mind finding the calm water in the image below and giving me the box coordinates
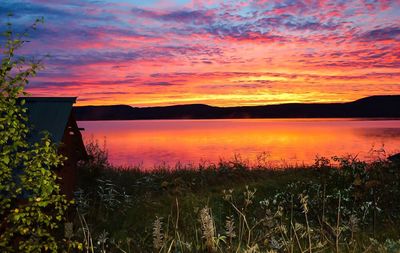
[78,119,400,169]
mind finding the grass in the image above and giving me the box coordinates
[68,141,400,252]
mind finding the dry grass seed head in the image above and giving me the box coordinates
[199,206,217,252]
[225,215,236,238]
[153,216,164,250]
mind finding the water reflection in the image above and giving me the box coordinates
[78,119,400,169]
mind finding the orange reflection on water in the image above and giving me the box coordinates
[78,119,400,169]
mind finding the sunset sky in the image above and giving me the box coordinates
[4,0,400,106]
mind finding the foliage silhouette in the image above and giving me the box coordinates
[0,16,79,252]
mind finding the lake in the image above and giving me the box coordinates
[78,119,400,169]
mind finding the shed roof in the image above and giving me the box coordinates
[21,97,77,144]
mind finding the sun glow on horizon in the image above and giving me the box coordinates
[5,0,399,106]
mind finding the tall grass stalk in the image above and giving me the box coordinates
[72,141,400,252]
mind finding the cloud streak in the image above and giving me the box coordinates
[4,0,399,106]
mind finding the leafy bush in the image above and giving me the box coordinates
[0,18,76,252]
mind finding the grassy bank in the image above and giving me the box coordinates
[70,142,400,252]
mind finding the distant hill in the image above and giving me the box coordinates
[73,95,400,120]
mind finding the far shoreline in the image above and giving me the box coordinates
[73,95,400,120]
[75,117,400,121]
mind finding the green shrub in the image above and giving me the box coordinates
[0,17,76,252]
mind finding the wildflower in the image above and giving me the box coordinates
[260,199,270,208]
[294,223,305,232]
[97,230,109,245]
[153,216,164,250]
[199,206,216,252]
[274,206,284,218]
[349,214,359,232]
[270,237,282,249]
[97,230,109,253]
[244,186,256,206]
[277,224,287,234]
[179,241,192,251]
[225,215,236,239]
[222,189,233,201]
[299,194,309,214]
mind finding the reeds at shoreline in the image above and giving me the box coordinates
[70,141,400,252]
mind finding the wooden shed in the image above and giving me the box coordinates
[23,97,87,198]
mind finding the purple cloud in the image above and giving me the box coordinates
[358,26,400,42]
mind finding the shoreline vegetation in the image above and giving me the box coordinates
[71,141,400,252]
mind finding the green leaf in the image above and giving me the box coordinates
[2,156,10,165]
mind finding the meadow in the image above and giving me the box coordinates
[68,141,400,253]
[2,9,400,252]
